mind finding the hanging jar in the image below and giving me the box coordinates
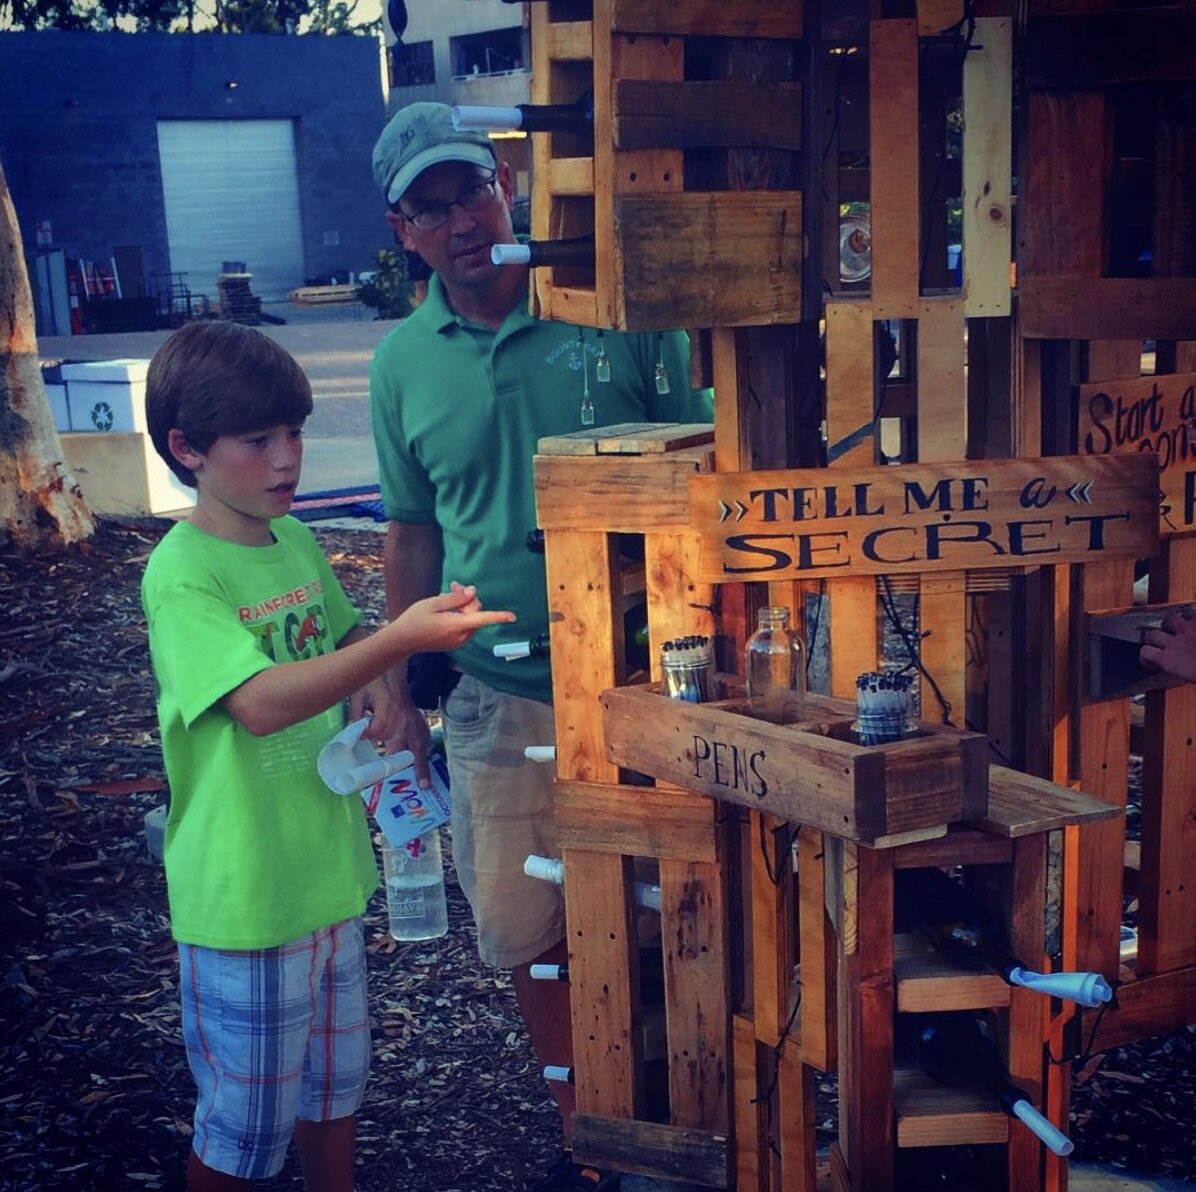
[744,605,807,724]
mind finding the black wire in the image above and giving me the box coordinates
[1046,997,1116,1069]
[878,575,955,726]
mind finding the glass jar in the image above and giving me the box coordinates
[745,606,807,724]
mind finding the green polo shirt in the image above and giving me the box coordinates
[370,273,713,702]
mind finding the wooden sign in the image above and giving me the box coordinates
[690,454,1159,582]
[1077,372,1194,535]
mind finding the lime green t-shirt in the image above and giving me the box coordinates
[141,517,377,949]
[370,273,714,702]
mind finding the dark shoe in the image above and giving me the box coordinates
[530,1151,621,1192]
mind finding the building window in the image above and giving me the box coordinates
[393,40,435,88]
[451,26,523,78]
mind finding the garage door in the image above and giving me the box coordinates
[157,120,305,303]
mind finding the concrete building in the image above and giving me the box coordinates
[0,30,389,326]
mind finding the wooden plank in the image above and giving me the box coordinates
[609,0,803,39]
[798,826,836,1070]
[963,18,1013,317]
[1139,537,1196,974]
[538,423,715,456]
[1021,277,1196,341]
[555,781,721,860]
[916,297,967,463]
[1078,370,1196,536]
[751,813,792,1047]
[894,933,1011,1013]
[777,1050,818,1192]
[1086,964,1196,1051]
[601,685,989,841]
[543,17,593,61]
[546,530,622,784]
[614,191,803,329]
[546,155,595,197]
[571,1113,731,1187]
[534,448,713,532]
[981,764,1125,837]
[691,453,1160,583]
[563,849,644,1118]
[592,23,684,327]
[825,301,876,468]
[893,1069,1009,1148]
[614,80,802,150]
[1025,9,1196,88]
[836,841,895,1189]
[1021,91,1108,280]
[661,857,731,1131]
[869,20,921,315]
[893,827,1014,869]
[544,284,600,328]
[733,1014,763,1192]
[1076,559,1134,980]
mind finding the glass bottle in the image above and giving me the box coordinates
[744,606,806,725]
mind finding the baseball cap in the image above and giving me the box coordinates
[373,101,497,207]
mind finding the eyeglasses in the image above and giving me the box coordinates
[400,173,499,231]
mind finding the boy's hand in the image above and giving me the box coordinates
[392,584,515,654]
[1140,607,1196,684]
[349,676,401,748]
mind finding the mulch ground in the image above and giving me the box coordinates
[1,519,1193,1191]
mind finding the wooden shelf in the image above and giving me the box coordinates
[894,934,1011,1014]
[893,1067,1008,1149]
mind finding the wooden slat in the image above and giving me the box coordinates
[869,20,921,316]
[546,155,596,196]
[893,1069,1009,1148]
[837,841,895,1190]
[751,813,792,1047]
[1025,9,1196,88]
[544,17,593,61]
[892,827,1013,869]
[538,423,714,456]
[1020,277,1196,341]
[981,764,1125,837]
[1086,964,1196,1052]
[554,781,721,860]
[894,933,1011,1013]
[778,1049,818,1192]
[534,447,712,531]
[544,284,600,328]
[798,826,837,1071]
[571,1114,731,1187]
[917,0,963,34]
[733,1013,763,1192]
[546,530,622,784]
[613,191,803,329]
[661,857,731,1131]
[563,849,644,1118]
[1139,536,1196,974]
[609,0,803,39]
[1076,559,1134,980]
[614,80,802,150]
[963,18,1013,317]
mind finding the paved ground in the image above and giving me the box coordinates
[36,305,1192,1191]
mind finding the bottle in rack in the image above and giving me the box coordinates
[913,1012,1073,1157]
[896,867,1113,1008]
[524,854,662,911]
[453,92,593,138]
[744,605,806,724]
[494,633,551,661]
[491,234,595,269]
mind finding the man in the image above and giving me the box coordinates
[369,102,713,1192]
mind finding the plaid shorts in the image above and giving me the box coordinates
[179,917,370,1180]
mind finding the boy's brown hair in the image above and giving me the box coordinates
[146,321,314,486]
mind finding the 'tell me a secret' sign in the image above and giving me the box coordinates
[1077,372,1195,535]
[690,454,1159,582]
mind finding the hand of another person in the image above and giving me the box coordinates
[1139,607,1196,684]
[349,676,400,749]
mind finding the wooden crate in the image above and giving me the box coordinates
[602,685,988,844]
[529,0,804,330]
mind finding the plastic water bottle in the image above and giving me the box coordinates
[382,830,448,941]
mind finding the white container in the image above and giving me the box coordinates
[382,831,448,941]
[59,430,195,516]
[144,804,167,861]
[44,383,71,431]
[61,358,150,433]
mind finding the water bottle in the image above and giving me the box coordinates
[744,606,807,724]
[382,829,449,941]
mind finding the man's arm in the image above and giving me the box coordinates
[383,520,445,779]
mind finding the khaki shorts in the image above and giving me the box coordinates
[441,674,564,968]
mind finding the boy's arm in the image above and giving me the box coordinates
[223,585,511,738]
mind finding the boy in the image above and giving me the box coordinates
[141,321,514,1191]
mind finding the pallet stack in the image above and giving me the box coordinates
[216,272,262,325]
[522,3,1193,1190]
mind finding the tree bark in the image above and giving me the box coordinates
[0,159,94,548]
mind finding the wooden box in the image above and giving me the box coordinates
[601,685,988,843]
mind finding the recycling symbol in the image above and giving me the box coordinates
[91,401,114,431]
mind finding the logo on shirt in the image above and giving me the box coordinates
[238,582,330,663]
[544,337,599,373]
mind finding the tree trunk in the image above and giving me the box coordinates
[0,159,94,548]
